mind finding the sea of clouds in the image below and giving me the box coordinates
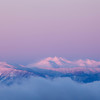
[0,77,100,100]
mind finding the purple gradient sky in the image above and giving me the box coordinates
[0,0,100,64]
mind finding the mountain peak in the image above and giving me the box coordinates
[27,57,72,68]
[45,56,62,61]
[33,57,64,68]
[0,62,15,68]
[26,57,100,69]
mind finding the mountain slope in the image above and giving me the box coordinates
[0,62,34,85]
[1,57,100,84]
[26,57,100,73]
[27,57,100,68]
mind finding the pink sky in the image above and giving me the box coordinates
[0,0,100,63]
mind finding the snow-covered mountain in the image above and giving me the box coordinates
[26,57,100,73]
[1,57,100,84]
[27,57,100,68]
[0,62,34,85]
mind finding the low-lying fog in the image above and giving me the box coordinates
[0,77,100,100]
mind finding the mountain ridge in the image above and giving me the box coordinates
[1,57,100,84]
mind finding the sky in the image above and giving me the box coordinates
[0,0,100,64]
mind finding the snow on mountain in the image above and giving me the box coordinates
[0,62,34,85]
[32,57,70,68]
[27,57,100,68]
[26,57,100,73]
[24,57,100,83]
[1,57,100,84]
[0,62,15,68]
[73,59,100,67]
[0,62,15,75]
[27,57,72,68]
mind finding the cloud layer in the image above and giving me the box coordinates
[0,77,100,100]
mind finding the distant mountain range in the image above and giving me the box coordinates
[1,57,100,85]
